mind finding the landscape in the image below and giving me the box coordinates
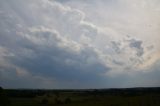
[0,0,160,106]
[1,87,160,106]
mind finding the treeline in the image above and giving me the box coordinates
[1,87,160,98]
[85,87,160,96]
[5,89,48,98]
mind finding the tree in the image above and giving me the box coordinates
[0,87,11,106]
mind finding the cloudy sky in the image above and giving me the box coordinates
[0,0,160,89]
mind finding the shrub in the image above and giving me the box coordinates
[41,98,48,104]
[54,97,62,104]
[64,97,72,104]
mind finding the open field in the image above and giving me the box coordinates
[1,87,160,106]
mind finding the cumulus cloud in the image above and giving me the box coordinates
[0,0,160,88]
[0,0,110,88]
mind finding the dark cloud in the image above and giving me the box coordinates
[0,0,159,89]
[0,0,110,88]
[0,26,110,88]
[128,38,144,57]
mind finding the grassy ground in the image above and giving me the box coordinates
[1,87,160,106]
[7,93,160,106]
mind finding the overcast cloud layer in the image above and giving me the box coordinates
[0,0,160,89]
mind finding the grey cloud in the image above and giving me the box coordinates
[10,27,110,80]
[111,41,122,54]
[112,59,124,66]
[104,60,160,88]
[128,39,144,57]
[0,0,159,89]
[108,37,149,68]
[0,27,109,88]
[147,45,154,51]
[0,0,110,88]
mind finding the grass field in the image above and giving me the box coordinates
[1,87,160,106]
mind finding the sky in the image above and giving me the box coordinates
[0,0,160,89]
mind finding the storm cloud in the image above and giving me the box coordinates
[0,0,160,88]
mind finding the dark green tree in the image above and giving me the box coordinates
[0,87,11,106]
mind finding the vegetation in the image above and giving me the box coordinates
[0,87,160,106]
[0,87,11,106]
